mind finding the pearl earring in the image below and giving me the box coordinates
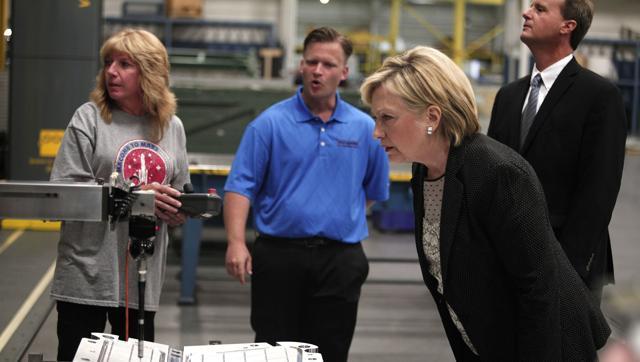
[427,126,433,135]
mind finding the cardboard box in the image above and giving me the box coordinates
[166,0,202,18]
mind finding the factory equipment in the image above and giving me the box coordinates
[0,173,222,358]
[72,333,323,362]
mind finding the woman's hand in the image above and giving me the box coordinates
[140,183,187,227]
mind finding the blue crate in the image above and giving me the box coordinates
[372,210,415,232]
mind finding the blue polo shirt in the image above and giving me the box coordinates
[225,87,390,243]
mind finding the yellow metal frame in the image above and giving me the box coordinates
[1,220,61,231]
[453,0,465,64]
[466,24,504,57]
[348,30,386,74]
[389,0,402,55]
[402,4,452,50]
[346,0,506,76]
[392,0,505,65]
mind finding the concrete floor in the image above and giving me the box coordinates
[1,152,640,361]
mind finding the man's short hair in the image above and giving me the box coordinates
[303,27,353,60]
[562,0,594,50]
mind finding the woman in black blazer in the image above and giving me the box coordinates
[360,46,610,361]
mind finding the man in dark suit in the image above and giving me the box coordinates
[488,0,627,303]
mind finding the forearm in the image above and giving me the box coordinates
[224,192,251,246]
[223,192,253,283]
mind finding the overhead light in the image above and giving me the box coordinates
[320,0,330,4]
[3,28,12,42]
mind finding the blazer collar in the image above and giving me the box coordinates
[520,57,580,153]
[438,137,466,281]
[411,137,469,284]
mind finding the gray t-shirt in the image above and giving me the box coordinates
[49,102,189,311]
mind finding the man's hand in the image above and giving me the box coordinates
[225,242,252,284]
[140,183,187,227]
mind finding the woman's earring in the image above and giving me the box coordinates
[427,126,433,135]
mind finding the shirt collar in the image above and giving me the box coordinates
[531,53,573,90]
[294,86,347,123]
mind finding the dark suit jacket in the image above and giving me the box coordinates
[411,134,610,361]
[488,58,627,288]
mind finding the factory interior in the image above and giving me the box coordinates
[0,0,640,361]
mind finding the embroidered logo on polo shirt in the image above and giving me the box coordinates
[114,139,169,186]
[336,139,359,148]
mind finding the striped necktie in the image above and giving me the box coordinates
[520,74,543,148]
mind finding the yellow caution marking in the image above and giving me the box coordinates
[0,229,25,255]
[0,261,56,353]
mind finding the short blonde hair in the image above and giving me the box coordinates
[90,28,176,143]
[360,46,479,146]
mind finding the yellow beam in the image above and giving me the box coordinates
[189,164,231,175]
[389,0,402,55]
[0,230,24,255]
[466,24,504,56]
[402,3,452,51]
[1,220,61,231]
[453,0,465,64]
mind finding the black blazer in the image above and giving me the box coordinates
[488,58,627,288]
[411,134,610,361]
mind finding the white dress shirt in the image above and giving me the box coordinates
[522,53,574,113]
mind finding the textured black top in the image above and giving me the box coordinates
[411,133,610,361]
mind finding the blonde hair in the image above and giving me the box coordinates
[90,28,176,143]
[360,46,479,146]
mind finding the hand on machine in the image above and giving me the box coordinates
[107,173,222,224]
[177,183,222,219]
[0,174,223,360]
[105,174,222,358]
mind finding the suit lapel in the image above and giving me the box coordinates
[411,163,426,254]
[521,58,580,153]
[411,162,443,293]
[439,140,465,282]
[504,78,530,151]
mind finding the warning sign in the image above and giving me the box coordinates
[38,129,65,157]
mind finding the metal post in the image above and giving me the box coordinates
[518,0,530,78]
[137,257,147,358]
[0,0,7,72]
[388,0,401,55]
[280,0,297,80]
[179,217,203,304]
[633,41,639,135]
[453,0,465,65]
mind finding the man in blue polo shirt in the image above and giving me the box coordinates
[223,27,389,362]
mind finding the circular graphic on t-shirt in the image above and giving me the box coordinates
[115,140,168,186]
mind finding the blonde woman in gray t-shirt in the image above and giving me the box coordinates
[50,28,190,361]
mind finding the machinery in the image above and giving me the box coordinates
[72,333,323,362]
[0,173,222,358]
[0,173,222,222]
[0,177,325,361]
